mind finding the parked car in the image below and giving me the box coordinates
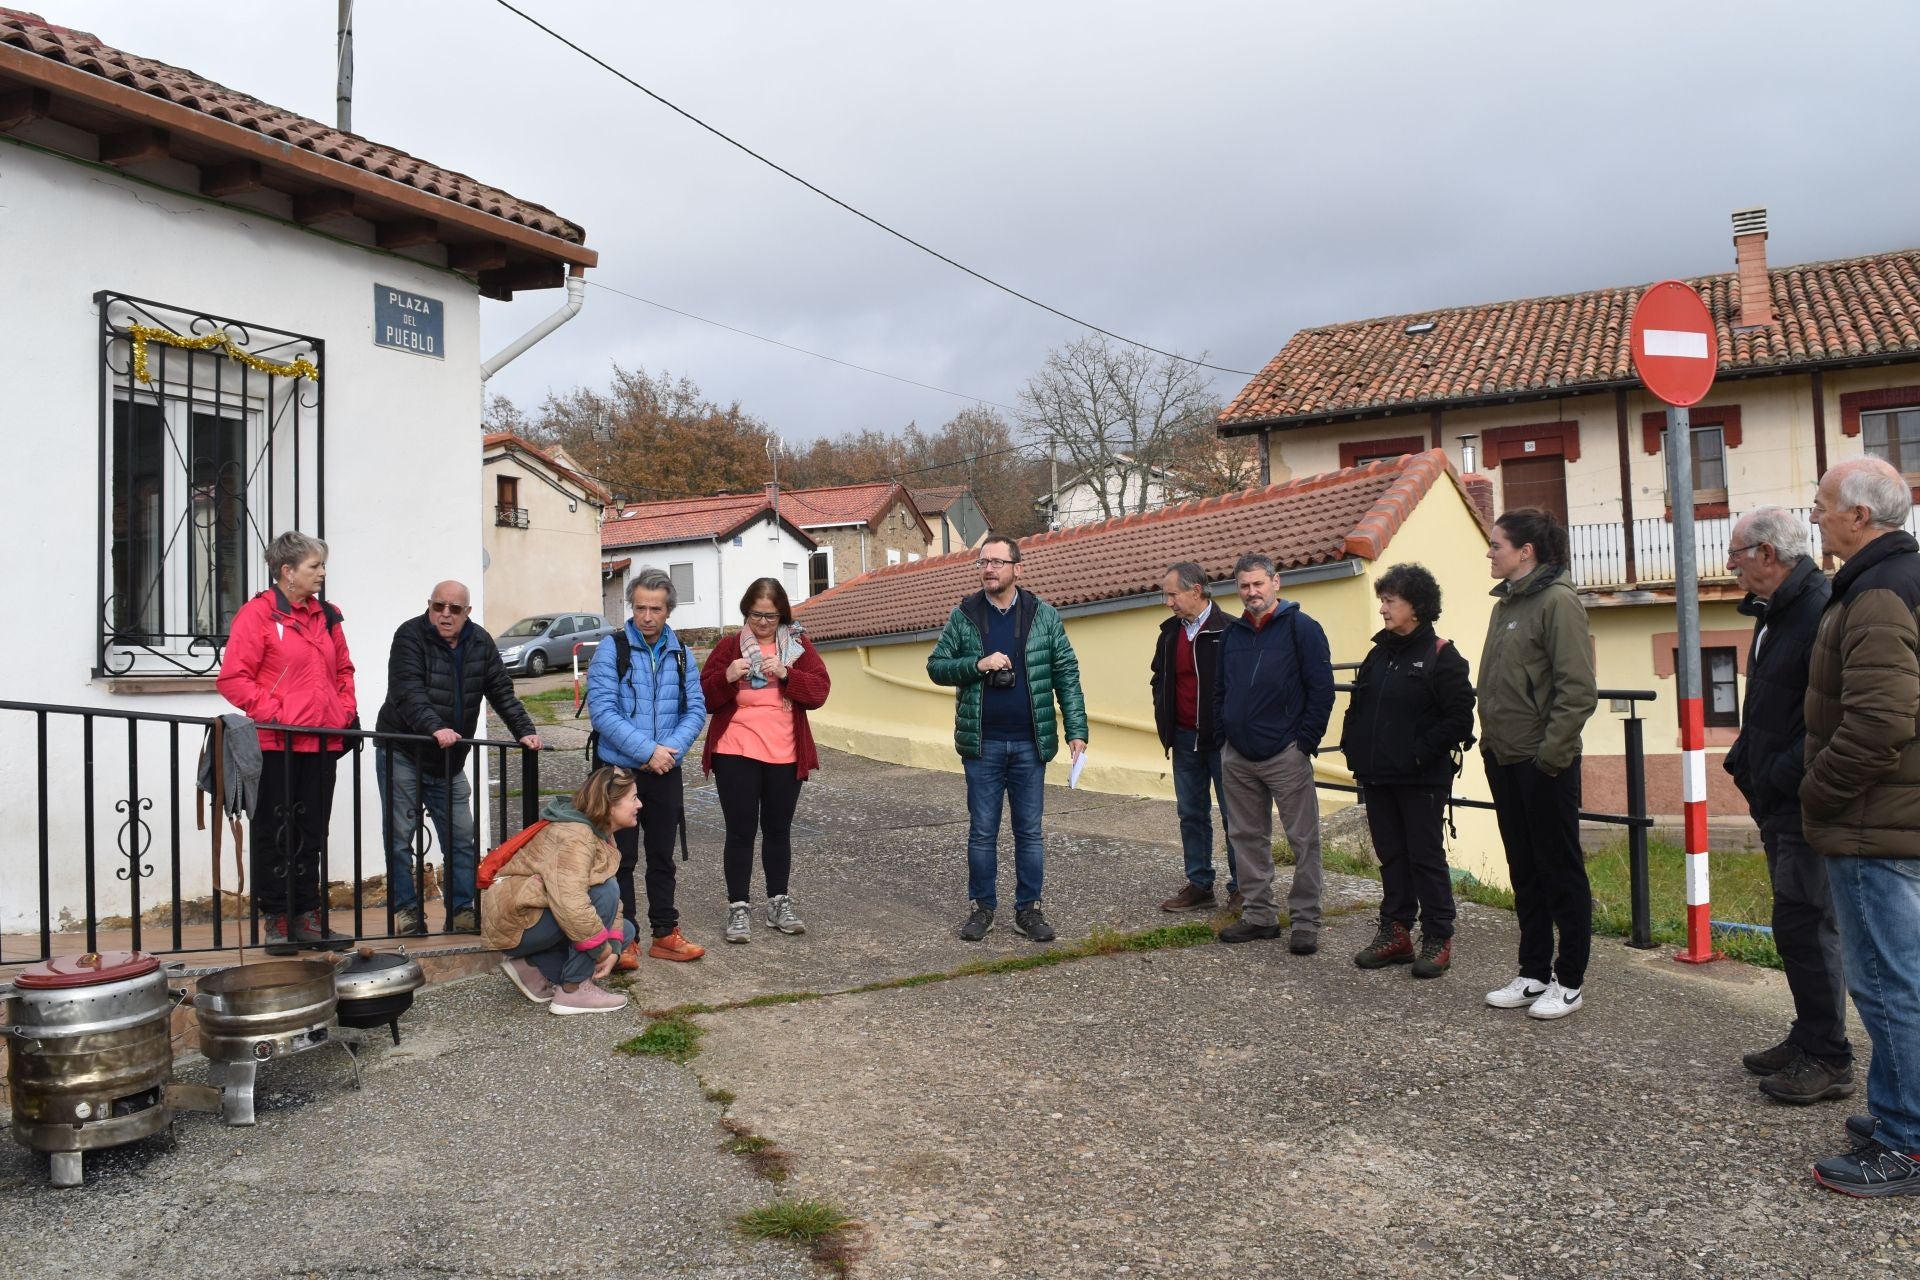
[496,612,614,677]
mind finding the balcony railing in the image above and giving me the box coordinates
[1565,505,1920,590]
[495,504,529,529]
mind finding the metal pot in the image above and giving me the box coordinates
[2,951,184,1188]
[191,959,338,1063]
[333,949,424,1045]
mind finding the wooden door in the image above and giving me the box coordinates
[1500,455,1568,525]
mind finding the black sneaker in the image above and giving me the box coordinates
[1218,919,1280,945]
[1759,1051,1856,1106]
[958,903,994,942]
[1011,906,1056,943]
[1742,1038,1798,1076]
[1812,1115,1920,1197]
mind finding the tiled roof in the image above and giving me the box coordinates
[910,485,972,515]
[796,450,1468,643]
[483,432,611,503]
[781,482,931,538]
[0,8,592,268]
[601,492,816,551]
[1220,249,1920,429]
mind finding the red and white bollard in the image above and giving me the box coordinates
[1676,695,1715,963]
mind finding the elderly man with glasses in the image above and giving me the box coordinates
[373,580,541,935]
[928,535,1088,943]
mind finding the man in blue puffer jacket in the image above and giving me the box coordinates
[587,566,709,966]
[1213,552,1335,953]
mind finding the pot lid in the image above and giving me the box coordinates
[14,951,161,989]
[334,951,424,999]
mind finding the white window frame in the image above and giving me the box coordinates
[668,561,696,604]
[1862,406,1920,479]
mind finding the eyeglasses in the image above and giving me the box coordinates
[1725,543,1763,560]
[746,610,781,622]
[978,557,1014,568]
[428,601,469,615]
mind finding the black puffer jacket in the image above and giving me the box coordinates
[1722,556,1829,829]
[374,614,537,770]
[1338,622,1476,787]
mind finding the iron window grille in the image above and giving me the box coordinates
[495,505,530,528]
[96,292,324,678]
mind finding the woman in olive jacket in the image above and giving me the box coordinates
[1339,564,1476,978]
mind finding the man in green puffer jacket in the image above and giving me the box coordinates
[928,535,1088,945]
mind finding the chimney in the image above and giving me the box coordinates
[1732,207,1774,328]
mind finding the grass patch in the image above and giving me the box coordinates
[1584,838,1781,968]
[737,990,827,1009]
[702,1083,736,1106]
[737,1198,853,1243]
[721,1118,794,1181]
[616,1015,704,1063]
[521,687,578,704]
[849,971,951,994]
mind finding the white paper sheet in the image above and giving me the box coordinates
[1068,750,1087,789]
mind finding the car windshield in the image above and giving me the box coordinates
[500,618,551,638]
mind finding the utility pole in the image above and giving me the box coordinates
[336,0,355,133]
[767,435,782,541]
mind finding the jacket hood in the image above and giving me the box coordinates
[1738,555,1822,620]
[1832,530,1920,599]
[540,796,598,830]
[1489,563,1566,601]
[1229,597,1299,632]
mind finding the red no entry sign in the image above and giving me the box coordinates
[1629,280,1718,406]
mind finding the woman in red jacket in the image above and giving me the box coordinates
[216,530,357,955]
[701,579,830,944]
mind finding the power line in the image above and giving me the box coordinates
[586,279,1021,413]
[491,0,1258,379]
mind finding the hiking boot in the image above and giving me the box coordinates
[725,902,752,944]
[1410,935,1453,979]
[499,957,554,1004]
[1353,922,1415,969]
[1160,883,1217,913]
[766,894,807,935]
[1812,1115,1920,1197]
[1289,929,1319,956]
[1759,1051,1856,1106]
[392,907,427,938]
[1218,919,1280,944]
[1485,976,1548,1009]
[649,927,705,962]
[549,980,628,1016]
[1012,906,1056,943]
[958,903,995,942]
[447,908,479,935]
[261,913,297,956]
[290,909,353,952]
[1743,1038,1799,1076]
[1227,889,1245,913]
[615,940,641,973]
[1527,980,1584,1020]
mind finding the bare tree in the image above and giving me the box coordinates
[1019,336,1221,522]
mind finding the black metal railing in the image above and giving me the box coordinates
[1326,666,1659,948]
[494,505,529,529]
[0,699,540,966]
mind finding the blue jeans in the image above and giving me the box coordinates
[1826,855,1920,1151]
[1172,728,1236,894]
[963,737,1046,911]
[374,744,477,915]
[506,879,635,987]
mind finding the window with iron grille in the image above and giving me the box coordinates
[98,292,323,677]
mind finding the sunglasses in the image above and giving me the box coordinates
[428,601,469,615]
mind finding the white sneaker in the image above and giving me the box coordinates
[1527,981,1584,1020]
[1485,976,1549,1009]
[766,893,807,935]
[725,901,751,944]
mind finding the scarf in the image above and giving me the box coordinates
[746,621,807,688]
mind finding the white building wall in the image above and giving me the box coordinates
[0,141,492,931]
[606,524,815,634]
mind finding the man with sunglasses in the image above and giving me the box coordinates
[374,581,542,935]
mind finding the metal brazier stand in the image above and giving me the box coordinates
[192,958,349,1127]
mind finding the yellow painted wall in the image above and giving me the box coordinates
[480,452,604,630]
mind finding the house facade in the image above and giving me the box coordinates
[601,489,817,633]
[1036,456,1178,528]
[481,432,609,631]
[0,11,594,931]
[1219,208,1920,823]
[784,481,933,591]
[911,484,990,555]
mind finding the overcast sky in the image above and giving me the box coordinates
[49,0,1920,444]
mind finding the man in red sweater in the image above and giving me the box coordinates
[1149,562,1238,912]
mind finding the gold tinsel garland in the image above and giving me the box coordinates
[127,324,320,385]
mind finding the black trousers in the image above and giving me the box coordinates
[1485,755,1590,989]
[711,753,803,903]
[252,747,341,917]
[1363,783,1456,940]
[1761,818,1853,1063]
[613,766,683,937]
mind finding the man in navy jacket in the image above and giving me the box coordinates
[1213,553,1335,952]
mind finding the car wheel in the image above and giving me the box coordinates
[527,650,549,677]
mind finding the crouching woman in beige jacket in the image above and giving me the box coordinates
[483,767,640,1015]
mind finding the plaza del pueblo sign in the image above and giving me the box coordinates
[374,283,444,358]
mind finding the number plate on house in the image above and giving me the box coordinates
[374,284,444,358]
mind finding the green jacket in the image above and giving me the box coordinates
[927,589,1089,762]
[1476,564,1596,774]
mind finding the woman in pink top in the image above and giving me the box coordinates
[700,579,831,944]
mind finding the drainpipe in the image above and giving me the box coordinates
[481,265,586,382]
[711,536,725,632]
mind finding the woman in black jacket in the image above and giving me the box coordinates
[1338,564,1476,977]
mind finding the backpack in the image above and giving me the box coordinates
[583,632,688,768]
[477,819,551,890]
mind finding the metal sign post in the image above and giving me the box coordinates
[1630,280,1720,965]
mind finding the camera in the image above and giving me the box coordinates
[985,666,1017,689]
